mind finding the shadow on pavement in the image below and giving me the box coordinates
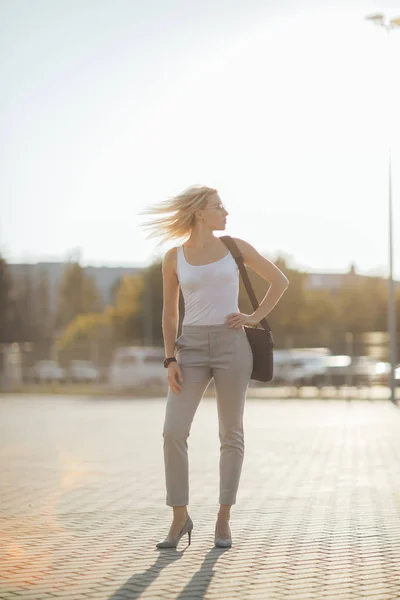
[108,545,228,599]
[175,547,229,599]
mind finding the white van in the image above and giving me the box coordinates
[109,346,166,389]
[273,348,330,386]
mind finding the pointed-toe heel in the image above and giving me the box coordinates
[156,516,193,549]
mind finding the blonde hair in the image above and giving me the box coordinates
[139,185,217,248]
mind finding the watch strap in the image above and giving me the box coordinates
[164,356,177,368]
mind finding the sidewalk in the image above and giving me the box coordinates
[1,394,400,600]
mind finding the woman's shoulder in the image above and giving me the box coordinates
[162,246,179,271]
[229,237,258,262]
[231,237,246,245]
[164,245,181,257]
[231,237,252,252]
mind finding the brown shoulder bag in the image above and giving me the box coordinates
[220,235,274,382]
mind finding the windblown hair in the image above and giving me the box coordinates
[139,185,217,248]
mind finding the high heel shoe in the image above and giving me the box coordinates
[156,516,193,549]
[214,521,232,548]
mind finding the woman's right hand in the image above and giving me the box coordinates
[168,361,183,394]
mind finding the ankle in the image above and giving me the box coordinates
[174,514,188,523]
[217,513,230,522]
[173,506,188,521]
[218,504,231,521]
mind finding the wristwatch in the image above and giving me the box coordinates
[163,356,177,368]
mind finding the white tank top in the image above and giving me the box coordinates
[176,244,240,326]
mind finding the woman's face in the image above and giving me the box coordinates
[201,193,229,231]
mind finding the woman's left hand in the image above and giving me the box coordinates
[224,312,258,328]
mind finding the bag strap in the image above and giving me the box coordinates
[219,235,271,333]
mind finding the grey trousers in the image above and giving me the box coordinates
[162,323,253,507]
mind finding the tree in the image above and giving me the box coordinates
[139,261,164,345]
[58,311,112,349]
[335,277,387,335]
[361,276,388,332]
[111,274,145,343]
[36,269,52,339]
[11,268,37,343]
[302,288,338,347]
[262,257,309,338]
[0,255,14,343]
[55,262,103,331]
[109,262,164,345]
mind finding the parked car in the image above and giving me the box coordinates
[313,355,385,387]
[375,362,400,386]
[68,360,100,383]
[272,349,330,386]
[373,361,391,385]
[109,346,166,389]
[31,360,66,383]
[272,351,390,388]
[311,355,350,387]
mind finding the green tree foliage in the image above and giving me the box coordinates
[264,257,309,337]
[110,273,145,343]
[114,274,144,313]
[109,262,165,345]
[124,254,398,354]
[0,255,14,343]
[36,269,51,339]
[302,288,338,347]
[0,260,53,344]
[55,262,102,331]
[397,288,400,336]
[3,251,398,357]
[138,261,163,345]
[335,276,388,334]
[11,269,37,342]
[237,255,309,339]
[58,311,112,349]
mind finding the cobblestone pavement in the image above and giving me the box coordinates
[1,394,400,600]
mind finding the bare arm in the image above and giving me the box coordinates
[162,247,180,358]
[162,248,184,393]
[234,237,289,323]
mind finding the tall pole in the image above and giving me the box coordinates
[385,26,398,405]
[387,144,397,404]
[365,14,400,405]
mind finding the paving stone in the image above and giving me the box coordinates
[1,396,400,600]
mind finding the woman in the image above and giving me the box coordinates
[141,185,289,549]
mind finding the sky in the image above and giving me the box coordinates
[1,0,400,278]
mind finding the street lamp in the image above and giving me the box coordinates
[365,13,400,405]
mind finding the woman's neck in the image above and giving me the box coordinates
[184,233,217,249]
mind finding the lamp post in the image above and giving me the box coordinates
[365,13,400,405]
